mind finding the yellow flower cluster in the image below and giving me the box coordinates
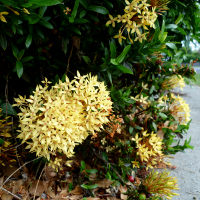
[132,131,163,169]
[143,170,179,199]
[106,0,158,43]
[14,72,112,165]
[170,94,190,125]
[0,8,29,23]
[162,75,185,91]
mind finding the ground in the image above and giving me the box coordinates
[170,85,200,200]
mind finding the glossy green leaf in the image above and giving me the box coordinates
[28,0,62,6]
[69,0,80,23]
[0,34,7,50]
[177,27,187,35]
[88,5,108,15]
[166,24,178,29]
[109,40,117,58]
[159,32,168,43]
[39,20,53,29]
[175,14,183,25]
[22,56,34,63]
[116,65,133,75]
[12,45,19,58]
[80,0,88,9]
[86,169,98,174]
[0,138,4,145]
[79,10,87,18]
[166,42,177,51]
[116,45,131,64]
[25,34,32,48]
[159,112,168,120]
[18,49,25,60]
[81,184,98,190]
[16,61,23,78]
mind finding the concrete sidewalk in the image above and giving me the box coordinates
[170,85,200,200]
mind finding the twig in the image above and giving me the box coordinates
[0,186,22,200]
[33,164,46,200]
[0,157,42,188]
[66,45,74,75]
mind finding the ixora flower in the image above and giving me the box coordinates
[106,0,158,43]
[170,94,190,125]
[132,131,164,169]
[162,75,185,91]
[14,72,112,167]
[143,170,179,199]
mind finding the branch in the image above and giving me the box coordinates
[0,157,42,188]
[0,186,22,200]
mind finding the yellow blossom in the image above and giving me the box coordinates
[162,75,185,91]
[23,8,30,14]
[0,11,9,23]
[106,0,159,43]
[132,131,164,169]
[14,72,112,167]
[170,94,190,125]
[143,170,179,199]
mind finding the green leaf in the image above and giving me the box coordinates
[116,45,131,64]
[152,122,157,132]
[166,24,178,29]
[158,32,168,43]
[81,184,98,190]
[69,0,80,23]
[74,18,89,24]
[86,169,98,174]
[71,27,81,35]
[0,138,4,145]
[16,61,23,78]
[88,5,108,15]
[175,13,183,25]
[25,34,32,48]
[166,42,177,51]
[39,6,47,17]
[116,65,133,75]
[177,27,187,35]
[82,56,91,64]
[129,126,134,134]
[18,49,25,60]
[109,40,117,58]
[0,34,7,50]
[12,45,19,58]
[1,103,17,115]
[110,58,118,65]
[107,71,112,85]
[39,20,53,29]
[80,0,88,9]
[62,38,69,54]
[22,56,34,63]
[81,160,86,170]
[28,0,62,6]
[79,10,87,18]
[159,112,168,120]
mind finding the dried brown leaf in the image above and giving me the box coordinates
[1,193,13,200]
[96,179,113,188]
[119,185,127,200]
[29,180,48,196]
[70,185,83,195]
